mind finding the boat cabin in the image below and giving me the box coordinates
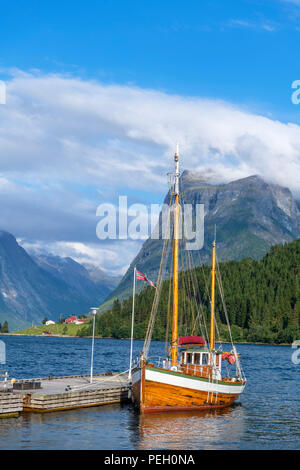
[177,337,222,380]
[180,349,209,366]
[179,348,222,380]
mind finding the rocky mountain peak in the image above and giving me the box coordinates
[106,171,300,306]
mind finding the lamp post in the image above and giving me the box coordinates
[90,308,97,383]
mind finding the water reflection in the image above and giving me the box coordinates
[138,404,245,450]
[0,404,136,449]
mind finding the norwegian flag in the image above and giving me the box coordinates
[136,270,156,288]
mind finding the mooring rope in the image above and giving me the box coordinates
[67,369,131,392]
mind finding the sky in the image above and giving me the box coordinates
[1,0,300,275]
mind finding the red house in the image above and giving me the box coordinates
[64,315,77,324]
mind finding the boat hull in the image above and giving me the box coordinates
[132,365,245,413]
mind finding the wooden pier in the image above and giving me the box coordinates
[0,372,131,416]
[0,392,23,418]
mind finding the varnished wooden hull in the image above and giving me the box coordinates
[132,365,245,413]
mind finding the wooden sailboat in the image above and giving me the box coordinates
[131,146,246,413]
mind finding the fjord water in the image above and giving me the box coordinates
[0,335,299,450]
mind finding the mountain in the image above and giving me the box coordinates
[0,231,118,330]
[82,262,121,291]
[32,254,120,305]
[105,172,300,306]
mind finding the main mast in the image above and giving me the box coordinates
[171,144,180,365]
[210,226,216,351]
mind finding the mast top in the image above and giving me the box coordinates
[174,144,180,195]
[175,143,179,162]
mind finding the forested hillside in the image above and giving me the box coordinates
[79,238,300,344]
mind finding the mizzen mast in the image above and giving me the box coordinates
[171,144,180,365]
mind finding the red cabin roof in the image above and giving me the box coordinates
[178,335,206,346]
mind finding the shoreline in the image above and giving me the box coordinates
[1,332,293,346]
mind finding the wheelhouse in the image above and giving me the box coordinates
[179,347,222,381]
[180,349,210,367]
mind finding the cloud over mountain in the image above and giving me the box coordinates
[1,70,300,272]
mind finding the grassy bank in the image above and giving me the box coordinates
[10,322,89,337]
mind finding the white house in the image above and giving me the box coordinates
[45,320,55,325]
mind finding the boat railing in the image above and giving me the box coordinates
[144,358,223,380]
[146,356,167,369]
[179,363,214,377]
[145,358,216,378]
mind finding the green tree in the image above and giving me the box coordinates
[1,321,9,333]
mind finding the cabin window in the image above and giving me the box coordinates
[202,354,208,365]
[193,353,200,365]
[187,353,192,364]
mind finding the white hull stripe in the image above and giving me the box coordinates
[145,368,245,395]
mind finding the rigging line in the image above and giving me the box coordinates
[180,215,208,339]
[215,254,234,346]
[186,247,207,339]
[194,236,222,345]
[181,238,195,335]
[214,286,226,346]
[179,179,209,340]
[142,233,170,360]
[197,250,211,306]
[215,254,244,379]
[178,237,186,334]
[179,175,220,344]
[165,194,175,354]
[142,196,173,360]
[165,260,173,352]
[180,234,194,336]
[180,230,196,335]
[176,183,189,326]
[176,197,191,336]
[194,242,222,342]
[179,244,187,336]
[180,177,211,340]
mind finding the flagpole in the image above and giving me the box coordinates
[129,266,136,382]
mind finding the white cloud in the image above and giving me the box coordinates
[227,19,277,32]
[1,70,300,273]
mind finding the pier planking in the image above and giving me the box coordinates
[0,373,131,416]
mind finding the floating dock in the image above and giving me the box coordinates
[0,372,131,416]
